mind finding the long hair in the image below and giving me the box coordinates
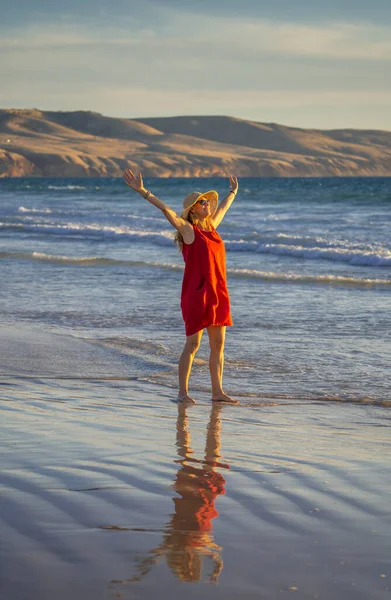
[174,211,213,251]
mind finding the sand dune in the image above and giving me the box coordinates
[0,109,390,177]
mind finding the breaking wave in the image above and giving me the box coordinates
[1,251,390,287]
[2,218,390,267]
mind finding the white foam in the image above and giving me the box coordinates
[0,221,175,245]
[2,218,390,267]
[226,267,391,287]
[225,241,391,267]
[47,185,87,190]
[2,251,389,288]
[31,252,101,263]
[18,206,53,214]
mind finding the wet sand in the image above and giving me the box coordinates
[0,327,390,599]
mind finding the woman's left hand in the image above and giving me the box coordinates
[229,175,239,194]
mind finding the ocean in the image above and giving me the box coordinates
[1,176,390,404]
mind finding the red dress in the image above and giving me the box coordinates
[181,225,233,336]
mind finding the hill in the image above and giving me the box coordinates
[1,109,390,177]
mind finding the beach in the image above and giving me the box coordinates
[1,175,390,598]
[1,326,390,599]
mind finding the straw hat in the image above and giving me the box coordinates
[181,190,218,220]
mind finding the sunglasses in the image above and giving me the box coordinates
[197,199,210,206]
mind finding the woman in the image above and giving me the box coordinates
[123,169,239,404]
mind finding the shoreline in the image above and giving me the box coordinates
[1,325,390,407]
[0,326,390,598]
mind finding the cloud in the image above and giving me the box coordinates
[1,18,390,89]
[1,12,390,128]
[2,13,391,60]
[231,22,391,60]
[3,83,390,115]
[3,0,391,29]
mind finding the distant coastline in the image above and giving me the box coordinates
[1,109,390,177]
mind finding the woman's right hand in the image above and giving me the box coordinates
[124,169,144,193]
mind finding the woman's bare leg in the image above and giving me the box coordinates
[177,330,203,403]
[207,326,238,404]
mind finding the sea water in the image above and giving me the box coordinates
[0,177,390,404]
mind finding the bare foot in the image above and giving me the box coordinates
[212,393,239,404]
[176,394,196,404]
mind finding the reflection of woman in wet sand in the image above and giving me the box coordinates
[112,404,228,585]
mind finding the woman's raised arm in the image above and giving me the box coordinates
[123,169,189,232]
[211,175,239,228]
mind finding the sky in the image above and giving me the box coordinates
[1,0,391,130]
